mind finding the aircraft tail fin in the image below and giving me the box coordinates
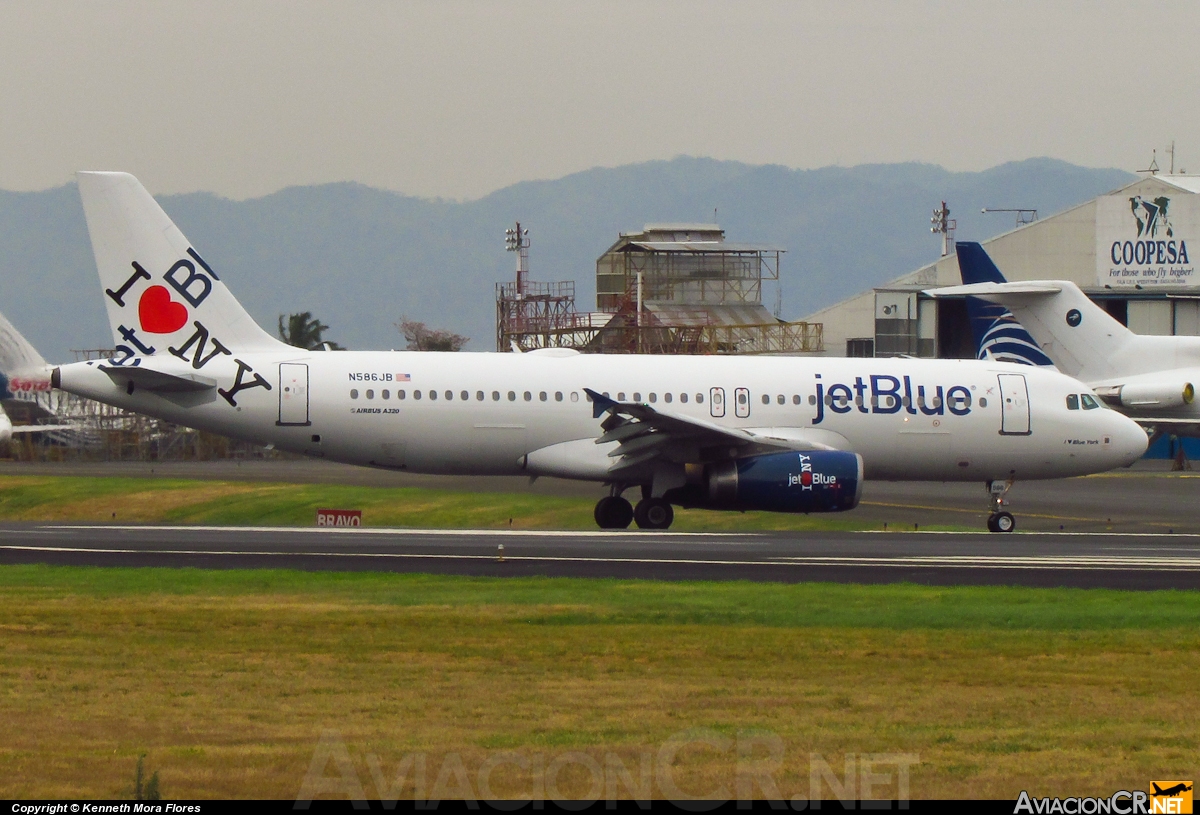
[76,171,287,363]
[0,310,51,400]
[0,311,47,375]
[955,242,1055,368]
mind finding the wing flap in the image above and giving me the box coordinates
[583,388,853,474]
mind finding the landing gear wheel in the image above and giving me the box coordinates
[633,498,674,530]
[594,496,633,529]
[987,511,1016,533]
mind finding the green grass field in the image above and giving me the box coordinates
[0,474,927,531]
[1,565,1196,800]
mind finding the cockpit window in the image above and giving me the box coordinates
[1080,393,1100,410]
[1066,394,1079,411]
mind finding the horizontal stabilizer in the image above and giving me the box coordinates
[925,282,1063,298]
[99,364,216,393]
[10,424,77,434]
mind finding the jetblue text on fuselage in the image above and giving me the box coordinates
[812,373,972,425]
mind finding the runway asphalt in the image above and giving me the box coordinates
[3,522,1199,590]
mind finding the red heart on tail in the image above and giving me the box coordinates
[138,285,189,334]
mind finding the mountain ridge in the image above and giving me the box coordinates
[0,157,1133,362]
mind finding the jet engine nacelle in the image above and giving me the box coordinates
[703,450,863,513]
[1100,381,1195,409]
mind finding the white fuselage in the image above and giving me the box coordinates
[56,350,1147,483]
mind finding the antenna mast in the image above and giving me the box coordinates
[931,201,956,257]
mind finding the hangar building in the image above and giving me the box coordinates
[803,173,1200,359]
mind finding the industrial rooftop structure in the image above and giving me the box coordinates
[496,223,822,355]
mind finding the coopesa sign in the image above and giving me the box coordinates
[1096,194,1197,288]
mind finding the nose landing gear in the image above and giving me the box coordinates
[986,479,1016,533]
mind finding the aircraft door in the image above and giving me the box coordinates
[710,387,726,418]
[734,387,751,418]
[997,373,1030,435]
[278,363,310,426]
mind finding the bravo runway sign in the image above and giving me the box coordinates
[1096,194,1197,288]
[316,509,363,527]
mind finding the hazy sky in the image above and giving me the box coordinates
[2,1,1196,200]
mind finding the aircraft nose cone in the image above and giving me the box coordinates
[1109,412,1149,466]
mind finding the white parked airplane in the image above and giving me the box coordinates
[931,242,1200,438]
[52,173,1147,532]
[0,310,74,445]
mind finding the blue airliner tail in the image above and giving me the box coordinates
[955,242,1055,367]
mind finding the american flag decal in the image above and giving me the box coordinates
[396,373,411,382]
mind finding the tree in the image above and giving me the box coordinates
[278,312,343,350]
[398,318,468,352]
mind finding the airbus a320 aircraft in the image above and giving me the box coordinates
[931,242,1200,439]
[52,173,1146,532]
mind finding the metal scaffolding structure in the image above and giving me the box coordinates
[495,223,611,351]
[496,222,822,355]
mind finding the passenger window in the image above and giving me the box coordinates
[1081,393,1100,410]
[415,390,422,400]
[696,393,704,404]
[680,393,688,404]
[555,391,563,402]
[761,394,770,405]
[1066,394,1079,410]
[476,391,484,401]
[649,393,657,403]
[617,392,625,401]
[794,395,802,405]
[737,392,748,405]
[539,391,547,402]
[633,392,641,402]
[978,397,987,408]
[508,391,516,401]
[445,390,453,400]
[570,392,579,402]
[382,389,390,399]
[461,390,469,401]
[777,394,785,405]
[350,389,359,399]
[492,391,500,401]
[366,389,375,399]
[808,395,815,405]
[429,390,437,401]
[398,390,406,399]
[524,391,532,401]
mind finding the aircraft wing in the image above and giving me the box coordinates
[98,363,217,393]
[585,388,850,474]
[9,424,77,434]
[1132,417,1200,438]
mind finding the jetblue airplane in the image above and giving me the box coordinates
[52,173,1147,532]
[932,242,1200,438]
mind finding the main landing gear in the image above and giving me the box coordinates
[986,479,1016,533]
[593,486,675,530]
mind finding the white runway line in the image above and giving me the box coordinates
[23,524,1200,539]
[3,544,1200,572]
